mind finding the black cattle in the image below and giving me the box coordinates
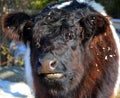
[2,0,120,98]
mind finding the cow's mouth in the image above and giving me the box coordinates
[40,73,64,80]
[45,73,64,80]
[39,72,74,91]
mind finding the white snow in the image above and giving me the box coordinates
[0,79,34,98]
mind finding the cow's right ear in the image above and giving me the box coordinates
[2,12,33,42]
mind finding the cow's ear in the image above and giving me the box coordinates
[79,14,109,41]
[2,12,33,42]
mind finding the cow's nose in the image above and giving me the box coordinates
[49,59,57,70]
[37,58,57,74]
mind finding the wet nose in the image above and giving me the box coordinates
[37,58,57,74]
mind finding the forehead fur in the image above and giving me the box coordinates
[33,2,100,42]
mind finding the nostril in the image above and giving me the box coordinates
[49,59,57,70]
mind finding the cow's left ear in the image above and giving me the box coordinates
[79,14,109,41]
[2,12,33,42]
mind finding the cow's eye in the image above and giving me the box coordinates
[64,32,72,40]
[62,30,75,41]
[88,16,96,25]
[35,42,41,48]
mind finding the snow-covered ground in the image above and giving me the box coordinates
[0,66,34,98]
[0,79,34,98]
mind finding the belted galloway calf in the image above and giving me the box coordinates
[2,0,120,98]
